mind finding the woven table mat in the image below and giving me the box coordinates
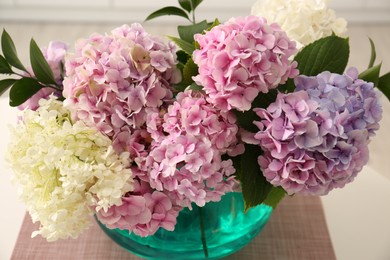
[11,195,335,260]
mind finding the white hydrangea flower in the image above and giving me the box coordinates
[251,0,347,48]
[6,96,133,241]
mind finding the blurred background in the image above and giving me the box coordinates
[1,1,390,260]
[0,0,390,24]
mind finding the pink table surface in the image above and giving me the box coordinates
[11,195,335,260]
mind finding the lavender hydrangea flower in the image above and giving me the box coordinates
[254,68,382,195]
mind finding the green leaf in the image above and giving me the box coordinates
[30,38,57,85]
[206,18,220,31]
[176,50,190,64]
[145,6,190,22]
[182,58,198,85]
[378,72,390,101]
[0,78,16,96]
[295,35,349,76]
[179,0,202,12]
[190,0,203,11]
[262,187,286,209]
[233,109,258,133]
[173,83,187,92]
[167,36,195,55]
[178,0,192,12]
[178,20,209,43]
[9,77,43,106]
[173,82,202,92]
[278,78,295,93]
[1,29,27,72]
[253,89,277,108]
[233,89,278,133]
[240,144,273,211]
[368,37,376,69]
[230,154,242,180]
[0,54,13,74]
[359,63,381,87]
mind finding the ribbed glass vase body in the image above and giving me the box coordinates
[97,192,272,259]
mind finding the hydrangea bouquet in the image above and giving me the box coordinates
[1,0,389,252]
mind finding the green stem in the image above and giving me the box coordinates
[14,71,32,78]
[190,1,196,24]
[47,84,62,91]
[13,71,62,91]
[198,207,209,258]
[192,11,196,24]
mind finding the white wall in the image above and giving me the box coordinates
[0,0,389,24]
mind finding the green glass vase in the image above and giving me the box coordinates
[97,192,272,259]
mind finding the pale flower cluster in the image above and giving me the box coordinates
[251,0,347,48]
[7,97,133,241]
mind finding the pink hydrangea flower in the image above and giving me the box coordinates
[96,180,181,237]
[162,90,244,155]
[18,41,68,110]
[144,90,242,208]
[63,24,181,138]
[193,16,298,112]
[254,68,382,195]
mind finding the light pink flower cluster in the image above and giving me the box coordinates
[193,15,298,112]
[162,90,244,156]
[63,24,181,136]
[97,180,181,237]
[254,69,382,195]
[19,41,68,110]
[144,90,241,208]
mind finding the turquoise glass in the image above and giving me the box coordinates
[97,192,273,259]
